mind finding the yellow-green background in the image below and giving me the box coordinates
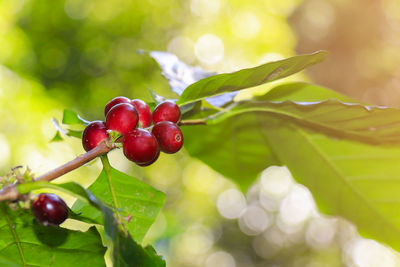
[1,0,400,266]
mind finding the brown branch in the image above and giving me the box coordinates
[0,185,20,202]
[178,119,206,126]
[35,139,116,181]
[0,139,117,202]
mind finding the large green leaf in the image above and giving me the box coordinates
[17,181,165,266]
[72,156,166,243]
[0,203,106,267]
[176,51,327,105]
[185,81,400,251]
[181,83,347,190]
[261,117,400,251]
[207,99,400,144]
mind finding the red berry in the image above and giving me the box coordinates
[152,101,181,124]
[82,121,109,152]
[32,193,69,226]
[131,99,152,128]
[106,103,139,135]
[123,128,160,164]
[104,96,131,116]
[137,150,160,167]
[152,121,183,154]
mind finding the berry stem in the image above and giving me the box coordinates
[178,119,206,126]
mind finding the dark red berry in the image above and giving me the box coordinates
[131,99,152,128]
[137,150,160,167]
[152,121,183,154]
[104,96,131,116]
[32,193,69,226]
[123,128,160,164]
[152,101,181,124]
[82,121,109,152]
[106,103,139,135]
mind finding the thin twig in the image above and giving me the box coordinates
[178,119,206,126]
[0,139,117,202]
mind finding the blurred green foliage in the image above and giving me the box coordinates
[2,0,400,266]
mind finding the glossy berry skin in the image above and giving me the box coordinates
[32,193,69,226]
[137,150,160,167]
[123,128,160,164]
[82,121,109,152]
[131,99,152,128]
[104,96,131,116]
[106,103,139,135]
[152,101,181,124]
[152,121,183,154]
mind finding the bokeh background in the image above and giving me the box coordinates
[1,0,400,266]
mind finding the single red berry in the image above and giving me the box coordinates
[32,193,69,226]
[104,96,131,116]
[137,150,160,167]
[82,121,109,152]
[152,121,183,154]
[131,99,152,128]
[152,101,181,124]
[106,103,139,135]
[123,128,160,164]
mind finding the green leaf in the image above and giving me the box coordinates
[116,232,165,267]
[177,51,327,105]
[51,118,83,140]
[17,181,165,266]
[207,99,400,144]
[72,156,166,242]
[0,203,106,267]
[182,82,342,190]
[51,131,64,142]
[62,109,90,126]
[261,117,400,252]
[185,81,400,252]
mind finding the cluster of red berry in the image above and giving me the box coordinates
[82,96,184,166]
[30,97,184,227]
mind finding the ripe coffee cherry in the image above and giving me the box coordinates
[152,121,183,154]
[82,121,109,152]
[106,103,139,135]
[137,150,160,167]
[32,193,69,226]
[123,128,160,164]
[131,99,152,128]
[152,101,181,124]
[104,96,131,116]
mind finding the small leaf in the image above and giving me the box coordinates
[177,51,328,105]
[62,109,90,125]
[51,118,83,140]
[148,51,215,96]
[50,131,64,142]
